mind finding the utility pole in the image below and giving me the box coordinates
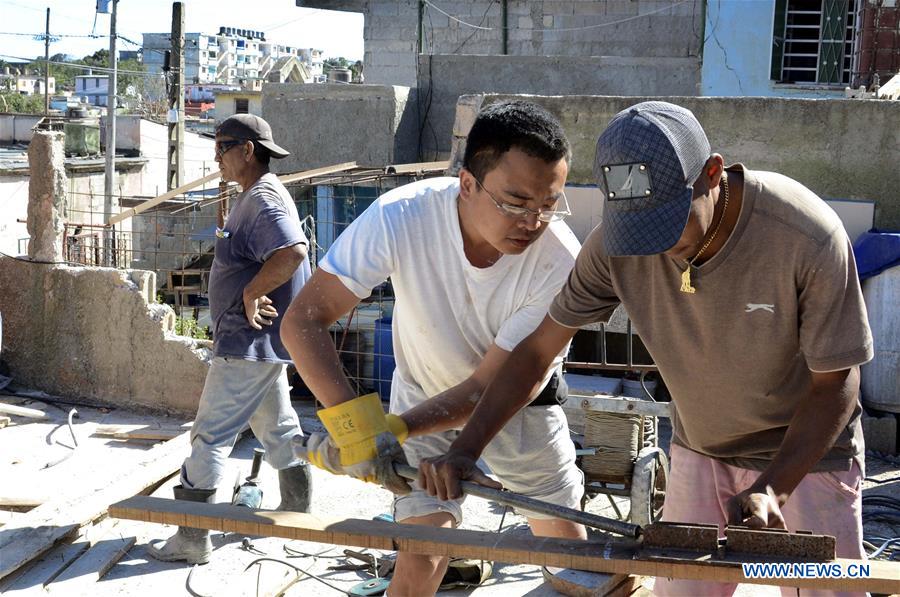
[43,7,50,115]
[103,0,118,266]
[167,2,185,191]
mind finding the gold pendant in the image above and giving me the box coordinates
[680,267,696,294]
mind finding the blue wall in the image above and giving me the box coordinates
[701,0,844,98]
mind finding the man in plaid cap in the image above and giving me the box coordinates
[421,101,873,596]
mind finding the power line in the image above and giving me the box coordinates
[0,31,104,39]
[0,53,172,77]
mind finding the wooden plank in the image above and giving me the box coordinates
[0,534,88,594]
[107,170,222,225]
[277,161,357,185]
[0,494,48,508]
[92,423,190,441]
[0,432,190,580]
[384,160,449,175]
[45,533,136,594]
[110,497,900,593]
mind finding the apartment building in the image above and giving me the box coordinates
[142,26,324,87]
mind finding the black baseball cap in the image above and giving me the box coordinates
[594,101,711,256]
[215,114,290,159]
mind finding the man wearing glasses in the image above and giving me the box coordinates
[281,101,586,595]
[149,114,313,564]
[420,101,872,596]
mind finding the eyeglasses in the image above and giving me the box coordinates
[474,178,570,223]
[215,139,244,157]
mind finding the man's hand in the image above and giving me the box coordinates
[294,432,343,475]
[294,431,411,495]
[727,484,788,529]
[418,451,502,501]
[243,292,278,330]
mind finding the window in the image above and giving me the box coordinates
[234,98,249,114]
[771,0,858,85]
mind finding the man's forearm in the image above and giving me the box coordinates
[283,319,357,408]
[400,379,483,438]
[449,349,546,459]
[244,244,305,300]
[754,368,859,498]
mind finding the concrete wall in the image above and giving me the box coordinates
[449,94,900,230]
[261,83,417,173]
[301,0,703,88]
[701,0,844,98]
[0,257,209,414]
[418,54,701,159]
[0,114,43,144]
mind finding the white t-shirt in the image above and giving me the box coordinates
[320,177,581,413]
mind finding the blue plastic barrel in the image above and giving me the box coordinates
[374,317,395,401]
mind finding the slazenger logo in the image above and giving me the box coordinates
[745,303,775,313]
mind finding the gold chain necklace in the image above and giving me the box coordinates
[680,176,729,294]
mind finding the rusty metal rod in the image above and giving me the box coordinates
[394,463,641,539]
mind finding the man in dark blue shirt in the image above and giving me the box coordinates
[148,115,312,565]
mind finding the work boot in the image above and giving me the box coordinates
[277,462,312,512]
[147,485,216,564]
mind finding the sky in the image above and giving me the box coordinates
[0,0,364,63]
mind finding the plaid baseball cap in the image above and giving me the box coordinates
[215,114,290,158]
[594,101,711,256]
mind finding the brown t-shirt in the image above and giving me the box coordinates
[550,166,873,471]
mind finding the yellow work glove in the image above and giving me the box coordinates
[315,393,411,494]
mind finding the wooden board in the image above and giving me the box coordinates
[93,423,191,441]
[110,497,900,593]
[108,170,222,225]
[45,533,136,594]
[0,534,89,594]
[0,432,190,580]
[384,160,449,175]
[277,162,358,185]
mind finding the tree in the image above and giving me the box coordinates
[322,57,351,74]
[0,92,46,114]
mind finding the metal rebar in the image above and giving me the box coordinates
[394,463,641,539]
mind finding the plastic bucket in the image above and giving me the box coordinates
[374,317,395,401]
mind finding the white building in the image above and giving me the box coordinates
[0,68,56,96]
[142,27,324,87]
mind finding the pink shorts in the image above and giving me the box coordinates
[653,444,865,597]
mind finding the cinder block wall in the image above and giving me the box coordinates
[301,0,703,87]
[417,54,700,159]
[261,83,418,173]
[0,258,210,415]
[450,94,900,230]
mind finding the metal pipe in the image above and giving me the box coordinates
[394,463,641,538]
